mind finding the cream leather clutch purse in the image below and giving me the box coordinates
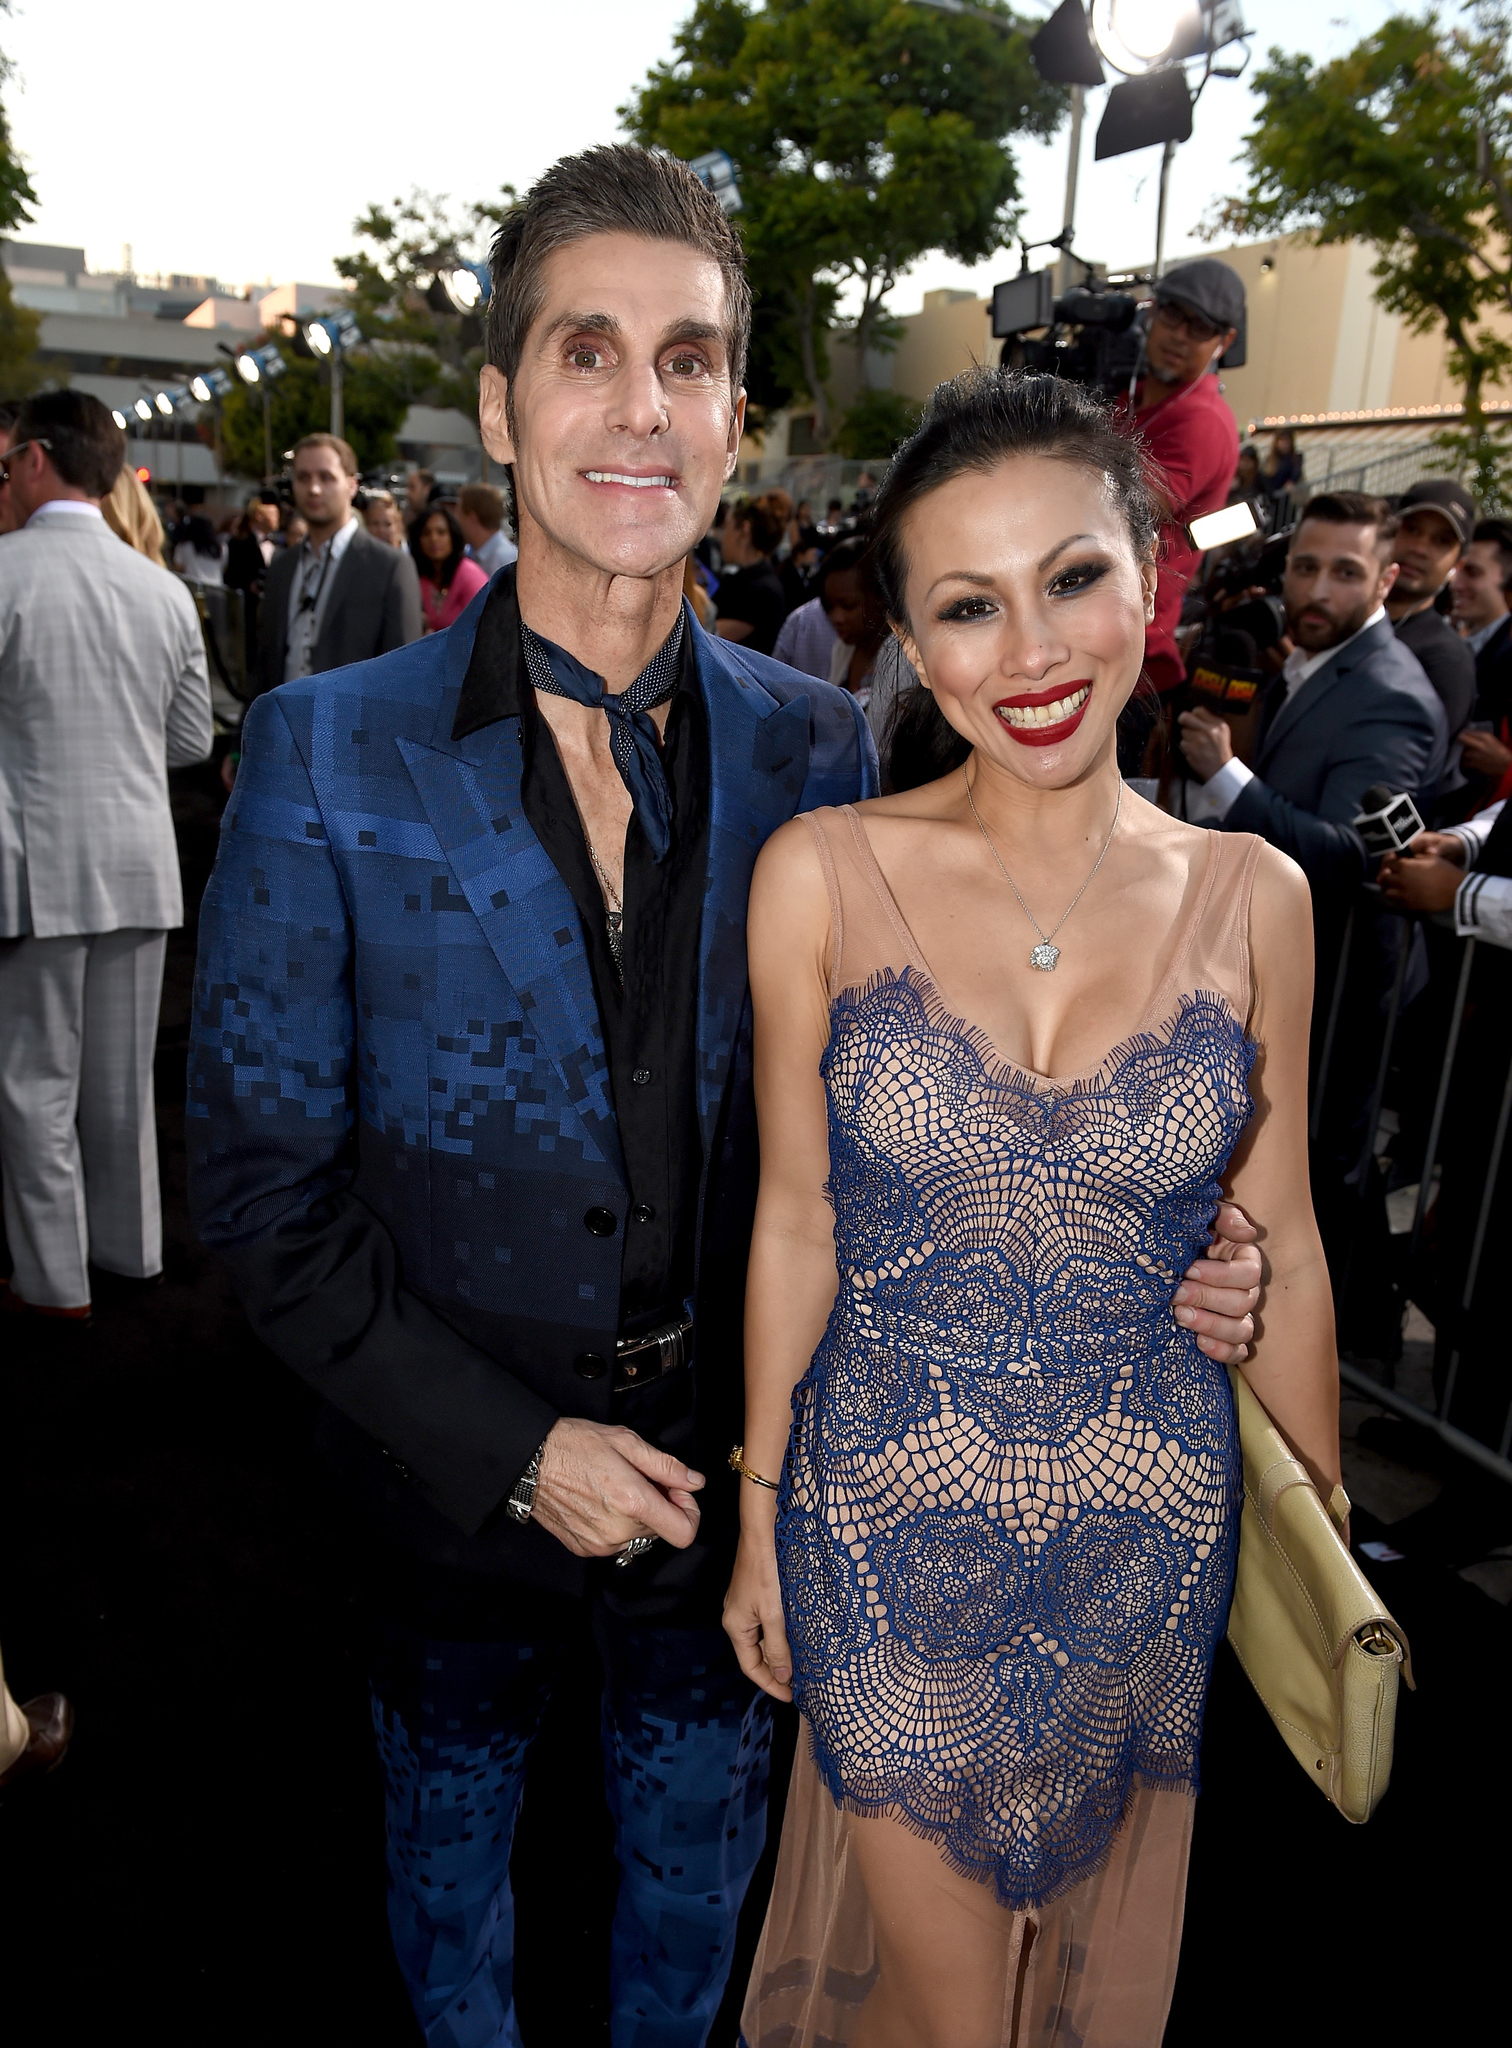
[1226,1369,1413,1824]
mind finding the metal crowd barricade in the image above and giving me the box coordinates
[1309,895,1512,1483]
[185,580,253,710]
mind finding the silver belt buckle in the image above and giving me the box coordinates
[612,1316,691,1392]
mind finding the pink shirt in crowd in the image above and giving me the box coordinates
[420,556,488,634]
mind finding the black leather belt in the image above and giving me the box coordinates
[613,1315,693,1394]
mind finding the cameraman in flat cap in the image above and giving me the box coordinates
[1117,258,1243,763]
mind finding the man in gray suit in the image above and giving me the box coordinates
[0,391,213,1320]
[249,433,421,698]
[1179,490,1447,901]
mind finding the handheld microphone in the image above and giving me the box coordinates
[1353,783,1424,857]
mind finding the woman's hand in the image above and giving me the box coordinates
[723,1523,794,1703]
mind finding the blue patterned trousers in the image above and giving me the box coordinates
[371,1606,771,2048]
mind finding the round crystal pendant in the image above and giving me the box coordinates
[1029,942,1061,971]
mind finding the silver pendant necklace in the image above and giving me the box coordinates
[964,769,1122,972]
[584,837,625,980]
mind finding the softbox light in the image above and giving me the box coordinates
[1094,67,1193,157]
[1030,0,1106,86]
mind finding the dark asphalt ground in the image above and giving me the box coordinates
[0,763,1505,2043]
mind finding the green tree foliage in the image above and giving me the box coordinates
[833,385,919,458]
[1212,3,1512,508]
[336,187,514,414]
[623,0,1061,444]
[0,9,43,398]
[218,350,424,479]
[0,269,41,398]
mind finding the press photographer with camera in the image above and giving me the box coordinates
[1178,492,1446,901]
[1116,259,1242,706]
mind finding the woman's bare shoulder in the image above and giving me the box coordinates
[751,814,836,927]
[1248,836,1311,921]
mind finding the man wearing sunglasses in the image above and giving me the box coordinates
[1117,259,1244,731]
[0,390,212,1326]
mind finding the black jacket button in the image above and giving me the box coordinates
[583,1206,617,1237]
[631,1068,652,1085]
[574,1352,608,1380]
[631,1202,654,1225]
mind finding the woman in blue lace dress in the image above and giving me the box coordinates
[727,373,1343,2047]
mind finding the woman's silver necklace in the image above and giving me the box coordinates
[584,837,625,979]
[964,770,1122,972]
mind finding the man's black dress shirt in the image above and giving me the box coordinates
[452,571,708,1340]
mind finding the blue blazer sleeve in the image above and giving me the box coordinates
[1225,689,1441,895]
[186,689,558,1536]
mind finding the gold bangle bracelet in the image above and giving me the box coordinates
[729,1445,779,1491]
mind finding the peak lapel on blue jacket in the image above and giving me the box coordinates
[693,623,812,1153]
[391,589,624,1182]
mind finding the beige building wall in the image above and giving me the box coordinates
[888,289,996,402]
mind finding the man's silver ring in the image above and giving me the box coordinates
[614,1535,658,1568]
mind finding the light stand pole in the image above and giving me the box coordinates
[1060,83,1085,292]
[331,340,344,441]
[1153,137,1176,278]
[262,389,273,484]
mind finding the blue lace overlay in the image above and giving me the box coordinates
[777,969,1255,1911]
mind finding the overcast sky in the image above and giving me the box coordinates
[5,0,1402,316]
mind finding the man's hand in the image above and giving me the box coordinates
[1460,728,1512,778]
[1177,706,1236,783]
[530,1417,703,1559]
[1379,850,1465,914]
[1173,1201,1261,1362]
[1404,829,1467,866]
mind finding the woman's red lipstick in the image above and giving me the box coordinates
[993,680,1094,748]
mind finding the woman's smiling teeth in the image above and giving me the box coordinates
[585,470,675,488]
[996,684,1091,730]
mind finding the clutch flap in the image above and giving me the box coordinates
[1230,1369,1415,1685]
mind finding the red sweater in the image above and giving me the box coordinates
[1117,372,1239,695]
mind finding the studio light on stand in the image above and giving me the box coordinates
[232,344,288,481]
[1087,0,1250,277]
[432,261,492,315]
[302,310,363,440]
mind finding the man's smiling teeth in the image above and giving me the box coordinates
[585,470,675,488]
[997,685,1091,730]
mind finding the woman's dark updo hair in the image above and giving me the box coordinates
[409,504,467,589]
[870,368,1159,625]
[871,369,1162,793]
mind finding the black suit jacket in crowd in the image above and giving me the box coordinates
[1224,617,1447,903]
[1474,614,1512,722]
[250,523,423,696]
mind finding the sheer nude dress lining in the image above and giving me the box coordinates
[741,805,1263,2048]
[810,804,1259,1082]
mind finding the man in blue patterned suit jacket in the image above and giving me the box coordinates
[188,147,875,2046]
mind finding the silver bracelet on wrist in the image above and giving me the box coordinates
[505,1437,550,1525]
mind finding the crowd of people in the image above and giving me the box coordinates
[0,135,1506,2045]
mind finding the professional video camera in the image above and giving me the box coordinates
[1179,521,1293,759]
[991,260,1147,404]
